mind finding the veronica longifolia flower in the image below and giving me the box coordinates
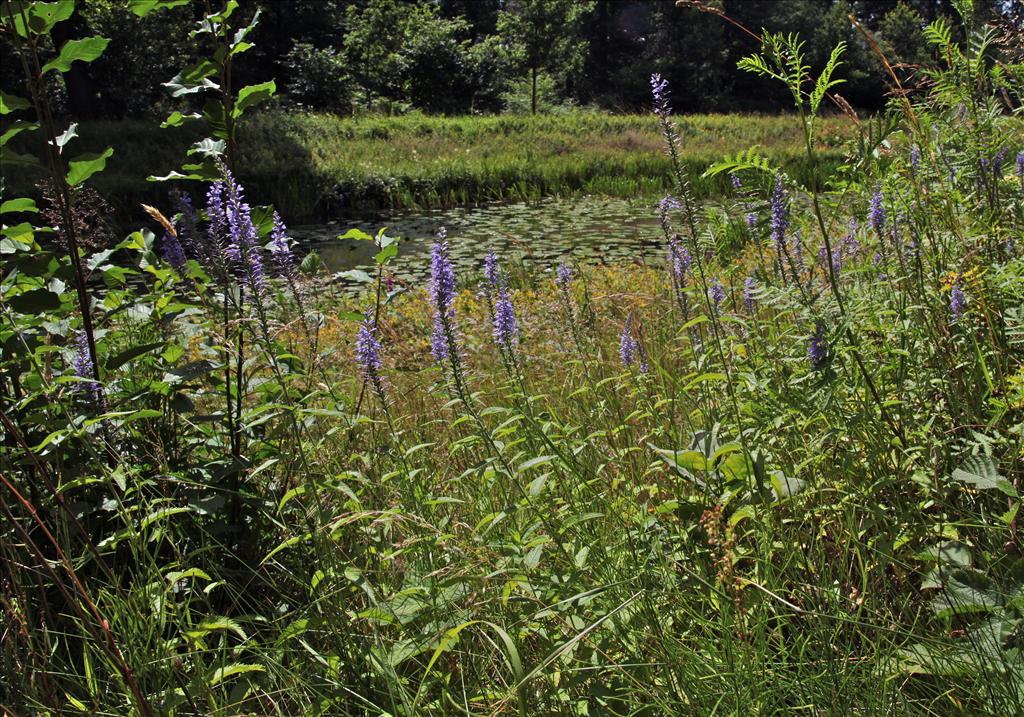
[555,262,574,288]
[483,251,500,291]
[709,278,725,311]
[743,276,756,313]
[429,240,458,364]
[658,195,681,234]
[668,237,691,284]
[730,173,742,190]
[162,233,186,269]
[493,287,520,355]
[808,322,829,370]
[1016,151,1024,179]
[266,212,295,276]
[868,186,885,236]
[209,167,266,291]
[770,175,788,249]
[949,280,967,322]
[910,145,920,176]
[619,313,644,372]
[71,330,99,395]
[356,316,386,403]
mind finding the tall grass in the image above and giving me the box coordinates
[2,6,1023,717]
[7,111,855,222]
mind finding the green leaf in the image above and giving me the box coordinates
[518,455,556,472]
[129,0,191,17]
[338,228,373,241]
[337,269,373,284]
[0,149,41,168]
[187,137,226,157]
[164,60,219,97]
[374,244,398,264]
[160,110,202,128]
[105,342,164,371]
[1,198,39,214]
[7,2,75,38]
[66,148,113,186]
[0,92,31,115]
[950,455,1016,497]
[42,37,110,74]
[7,289,62,313]
[233,80,276,119]
[1,120,38,146]
[208,662,264,686]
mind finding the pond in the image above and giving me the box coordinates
[290,195,672,291]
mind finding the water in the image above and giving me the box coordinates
[290,195,669,291]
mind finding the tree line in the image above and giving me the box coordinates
[2,0,1019,120]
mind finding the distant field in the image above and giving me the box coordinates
[8,111,856,222]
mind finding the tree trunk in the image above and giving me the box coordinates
[531,65,537,114]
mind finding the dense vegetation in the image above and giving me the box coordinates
[2,1,1024,717]
[7,111,856,220]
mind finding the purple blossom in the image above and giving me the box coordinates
[746,212,757,230]
[493,287,520,355]
[743,276,756,313]
[730,173,742,190]
[709,278,725,311]
[483,251,500,290]
[1016,151,1024,179]
[668,237,691,283]
[555,262,574,288]
[841,218,860,257]
[650,73,671,118]
[950,280,967,322]
[356,317,386,402]
[819,244,841,274]
[658,195,681,234]
[910,145,920,176]
[209,168,265,291]
[614,313,638,368]
[770,175,788,250]
[429,241,458,363]
[161,233,186,269]
[70,331,99,395]
[808,322,829,370]
[266,212,295,276]
[993,148,1007,177]
[868,186,885,235]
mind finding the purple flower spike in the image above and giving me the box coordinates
[950,280,967,322]
[993,148,1007,177]
[658,195,681,234]
[493,287,520,355]
[71,331,99,395]
[808,322,829,370]
[709,278,725,311]
[730,173,742,190]
[483,251,500,290]
[1016,151,1024,178]
[770,175,788,249]
[356,317,386,403]
[743,276,756,313]
[162,233,186,269]
[650,73,671,118]
[267,212,295,276]
[868,186,885,236]
[910,145,920,176]
[429,241,458,364]
[619,313,640,367]
[555,262,574,288]
[668,237,691,284]
[746,212,757,230]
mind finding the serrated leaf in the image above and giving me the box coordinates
[950,455,1016,497]
[66,148,113,186]
[42,37,110,74]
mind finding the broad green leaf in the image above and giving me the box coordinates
[1,120,38,145]
[6,288,62,313]
[66,148,113,185]
[160,110,202,128]
[0,92,31,115]
[338,228,373,241]
[187,137,226,157]
[129,0,191,17]
[233,80,276,118]
[7,1,75,38]
[0,149,41,168]
[374,244,398,264]
[208,662,264,686]
[1,198,39,214]
[105,341,164,371]
[42,37,110,74]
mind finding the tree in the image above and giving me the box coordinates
[497,0,595,114]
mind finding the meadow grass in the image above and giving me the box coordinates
[7,110,855,222]
[3,12,1024,717]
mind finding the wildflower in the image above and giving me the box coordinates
[746,212,757,230]
[483,251,500,290]
[493,287,520,355]
[743,276,756,313]
[555,262,574,288]
[769,175,788,249]
[210,168,265,291]
[992,148,1007,177]
[818,244,841,275]
[808,322,829,370]
[842,218,860,257]
[429,240,458,364]
[910,144,920,176]
[730,173,742,190]
[1016,151,1024,179]
[355,316,386,403]
[868,186,885,235]
[650,73,672,119]
[266,212,295,276]
[658,195,681,234]
[161,233,186,269]
[668,237,691,284]
[709,278,725,311]
[614,313,638,368]
[71,330,99,395]
[949,280,967,322]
